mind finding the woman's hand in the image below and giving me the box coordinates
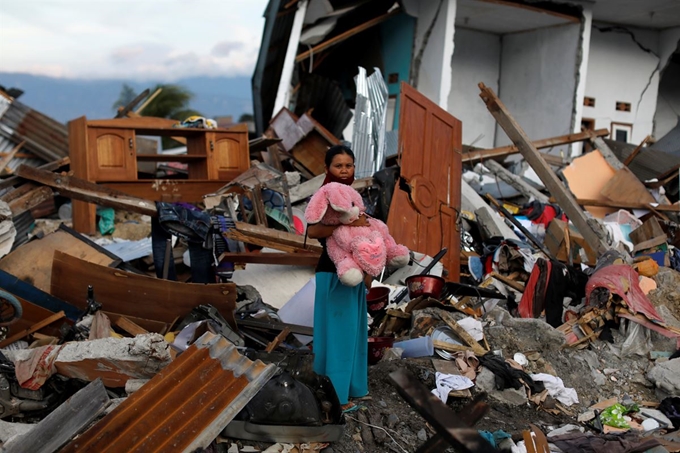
[349,214,369,227]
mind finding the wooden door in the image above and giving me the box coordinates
[387,82,462,281]
[88,127,136,181]
[208,132,249,180]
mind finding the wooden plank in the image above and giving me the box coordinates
[3,379,110,453]
[295,9,400,62]
[104,312,167,334]
[0,156,70,191]
[0,311,65,348]
[462,129,609,163]
[218,251,319,266]
[432,340,475,353]
[563,198,680,212]
[478,83,609,255]
[15,165,157,216]
[114,316,149,337]
[7,186,53,217]
[438,311,486,356]
[231,221,322,253]
[623,135,651,166]
[0,141,24,174]
[102,180,225,203]
[0,269,81,321]
[599,167,666,221]
[490,272,525,293]
[264,327,290,353]
[0,230,115,293]
[51,251,238,329]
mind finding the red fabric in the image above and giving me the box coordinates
[585,264,663,323]
[519,260,552,319]
[532,206,567,227]
[15,345,64,390]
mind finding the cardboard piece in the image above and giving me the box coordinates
[544,218,597,265]
[562,151,618,219]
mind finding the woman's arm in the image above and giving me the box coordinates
[307,214,370,238]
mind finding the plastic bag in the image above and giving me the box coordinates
[97,207,115,235]
[600,404,630,429]
[619,319,652,357]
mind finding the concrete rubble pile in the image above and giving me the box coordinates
[0,67,679,453]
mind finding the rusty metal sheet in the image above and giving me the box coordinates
[60,332,277,453]
[387,82,462,281]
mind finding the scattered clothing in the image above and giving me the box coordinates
[659,397,680,429]
[478,353,544,394]
[550,432,660,453]
[522,201,567,227]
[530,373,578,406]
[478,429,512,448]
[431,372,474,403]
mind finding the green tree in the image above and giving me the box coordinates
[112,83,138,111]
[140,84,201,121]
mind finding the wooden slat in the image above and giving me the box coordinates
[0,311,65,348]
[114,316,149,337]
[478,83,609,255]
[8,186,53,217]
[462,129,609,163]
[0,140,24,174]
[51,251,238,329]
[231,221,322,253]
[15,165,157,216]
[218,251,319,266]
[0,156,70,191]
[102,180,226,202]
[561,198,680,212]
[264,327,290,353]
[295,9,400,62]
[438,311,487,356]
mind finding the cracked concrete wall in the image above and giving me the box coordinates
[448,28,501,148]
[494,22,581,155]
[407,0,456,109]
[583,23,661,144]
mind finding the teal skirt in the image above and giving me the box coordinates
[313,272,368,405]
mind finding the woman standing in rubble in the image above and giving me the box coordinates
[306,145,369,408]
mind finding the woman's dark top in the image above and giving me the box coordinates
[315,238,337,273]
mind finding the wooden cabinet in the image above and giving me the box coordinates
[69,116,249,234]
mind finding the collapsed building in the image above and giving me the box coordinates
[0,0,678,452]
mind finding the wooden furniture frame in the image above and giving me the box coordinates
[69,116,249,233]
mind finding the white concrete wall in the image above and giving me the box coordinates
[571,6,592,157]
[409,0,456,109]
[582,24,661,144]
[495,23,582,153]
[448,28,501,148]
[654,27,680,140]
[654,58,680,140]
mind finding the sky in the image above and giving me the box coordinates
[0,0,270,80]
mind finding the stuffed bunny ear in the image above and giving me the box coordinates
[305,186,330,224]
[326,182,355,214]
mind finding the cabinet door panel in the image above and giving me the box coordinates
[88,128,136,181]
[211,133,248,180]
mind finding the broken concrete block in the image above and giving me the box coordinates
[475,366,528,407]
[7,334,171,388]
[647,358,680,400]
[487,307,566,351]
[125,378,150,395]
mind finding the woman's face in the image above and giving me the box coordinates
[327,153,355,179]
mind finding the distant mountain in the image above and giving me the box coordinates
[0,72,253,124]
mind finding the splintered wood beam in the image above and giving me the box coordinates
[0,156,70,191]
[8,185,54,217]
[484,160,549,203]
[462,129,609,163]
[15,165,157,217]
[478,83,609,255]
[295,9,400,62]
[623,135,652,166]
[562,197,680,212]
[0,140,24,174]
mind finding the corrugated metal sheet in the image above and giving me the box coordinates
[0,98,68,162]
[61,332,277,453]
[352,67,388,178]
[605,138,680,181]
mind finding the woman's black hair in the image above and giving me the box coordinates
[325,144,355,167]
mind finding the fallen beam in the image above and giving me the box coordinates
[479,83,609,255]
[3,379,110,453]
[484,160,549,203]
[462,129,609,163]
[229,221,322,253]
[8,186,54,217]
[0,156,70,191]
[218,251,320,266]
[15,165,157,217]
[0,141,24,174]
[565,198,680,213]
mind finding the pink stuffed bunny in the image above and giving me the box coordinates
[305,182,410,286]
